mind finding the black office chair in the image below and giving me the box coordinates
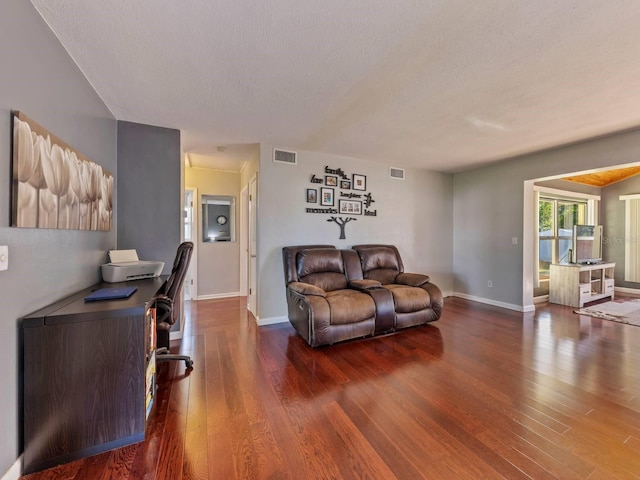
[152,241,194,369]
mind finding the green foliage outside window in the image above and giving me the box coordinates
[539,201,553,233]
[558,203,580,230]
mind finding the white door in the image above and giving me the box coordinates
[183,188,198,300]
[248,175,258,316]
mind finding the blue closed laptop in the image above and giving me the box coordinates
[84,286,137,302]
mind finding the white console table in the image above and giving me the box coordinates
[549,262,615,308]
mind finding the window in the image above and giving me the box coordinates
[620,194,640,282]
[538,197,587,280]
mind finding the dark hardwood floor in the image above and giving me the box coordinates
[21,296,640,479]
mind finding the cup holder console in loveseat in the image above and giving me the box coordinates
[282,244,443,347]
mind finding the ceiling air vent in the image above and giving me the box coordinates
[389,167,405,180]
[273,148,297,165]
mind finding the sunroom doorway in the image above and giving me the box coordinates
[533,186,599,299]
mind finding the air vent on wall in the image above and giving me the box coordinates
[273,148,297,165]
[389,167,405,180]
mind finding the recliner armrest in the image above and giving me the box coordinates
[395,272,430,287]
[288,281,326,297]
[348,279,382,291]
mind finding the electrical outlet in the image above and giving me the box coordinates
[512,237,518,245]
[0,245,7,271]
[487,280,492,287]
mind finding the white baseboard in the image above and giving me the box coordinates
[257,315,288,326]
[197,292,241,300]
[1,457,21,480]
[441,290,454,297]
[534,294,549,304]
[614,286,640,295]
[170,330,182,340]
[452,292,535,313]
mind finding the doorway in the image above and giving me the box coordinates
[523,162,640,309]
[183,146,258,312]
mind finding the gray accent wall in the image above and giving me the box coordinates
[256,143,453,321]
[117,121,181,270]
[0,0,117,474]
[453,128,640,309]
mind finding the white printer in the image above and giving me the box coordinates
[101,249,165,283]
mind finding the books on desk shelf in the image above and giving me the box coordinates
[145,351,156,419]
[145,303,157,356]
[145,303,157,419]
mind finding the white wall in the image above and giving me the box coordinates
[240,146,260,188]
[185,166,241,297]
[0,0,117,474]
[256,144,453,322]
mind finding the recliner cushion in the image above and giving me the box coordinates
[325,289,376,325]
[358,246,401,284]
[359,246,400,271]
[365,268,399,284]
[297,249,347,292]
[385,284,430,313]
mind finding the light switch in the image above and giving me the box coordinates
[0,245,7,271]
[512,237,518,245]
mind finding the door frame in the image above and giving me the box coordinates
[248,173,258,317]
[184,187,198,300]
[240,184,249,296]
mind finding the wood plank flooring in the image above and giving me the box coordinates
[20,296,640,479]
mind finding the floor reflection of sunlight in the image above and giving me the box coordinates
[530,313,578,389]
[527,306,640,406]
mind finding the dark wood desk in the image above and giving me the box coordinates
[21,276,166,474]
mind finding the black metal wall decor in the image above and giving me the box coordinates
[327,216,356,240]
[305,165,377,239]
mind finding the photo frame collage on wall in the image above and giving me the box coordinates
[304,165,378,239]
[305,166,377,217]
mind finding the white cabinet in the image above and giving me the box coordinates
[549,262,615,308]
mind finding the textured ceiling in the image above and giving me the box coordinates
[30,1,640,173]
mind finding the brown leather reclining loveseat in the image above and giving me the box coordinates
[282,244,443,347]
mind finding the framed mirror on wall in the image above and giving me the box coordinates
[202,195,236,242]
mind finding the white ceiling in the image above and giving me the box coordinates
[31,1,640,173]
[187,144,258,171]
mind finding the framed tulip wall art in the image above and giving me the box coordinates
[10,111,113,231]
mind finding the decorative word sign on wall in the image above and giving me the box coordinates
[305,165,377,239]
